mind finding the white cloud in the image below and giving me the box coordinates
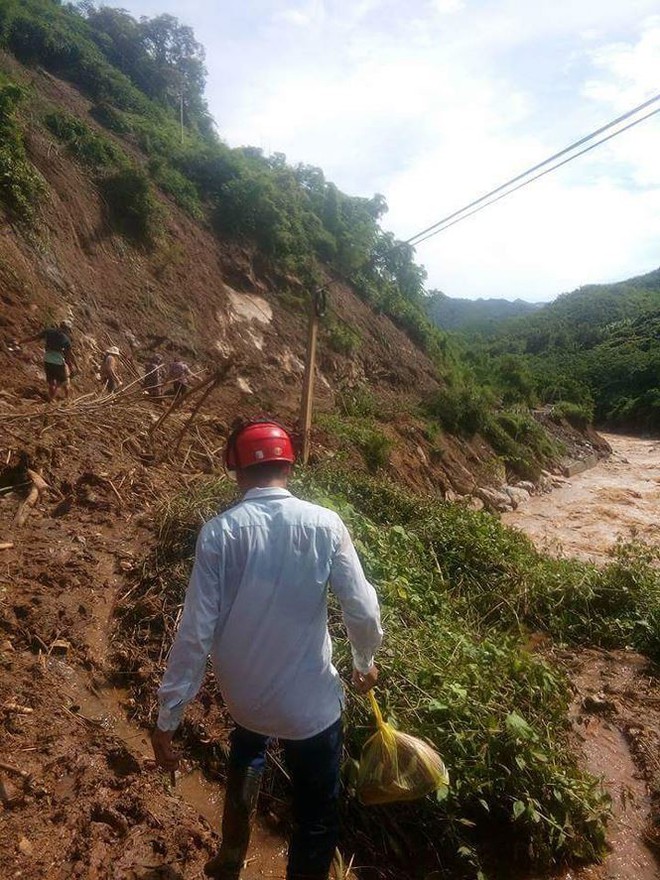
[121,0,660,301]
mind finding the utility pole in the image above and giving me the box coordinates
[299,288,326,465]
[179,89,184,146]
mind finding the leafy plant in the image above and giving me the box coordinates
[45,109,125,168]
[0,76,45,224]
[117,468,633,878]
[100,166,161,244]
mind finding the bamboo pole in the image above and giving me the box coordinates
[299,290,324,465]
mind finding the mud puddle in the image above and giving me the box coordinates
[60,663,289,878]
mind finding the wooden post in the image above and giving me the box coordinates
[300,290,320,465]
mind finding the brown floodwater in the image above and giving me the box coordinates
[503,434,660,563]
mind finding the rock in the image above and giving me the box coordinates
[562,454,598,478]
[463,496,485,512]
[515,480,536,495]
[18,836,34,856]
[475,487,513,512]
[444,488,457,503]
[0,776,22,808]
[582,693,617,715]
[504,486,530,509]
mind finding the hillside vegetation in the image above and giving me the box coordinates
[449,269,660,431]
[426,290,542,333]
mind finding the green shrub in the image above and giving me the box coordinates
[0,77,45,224]
[148,158,202,218]
[90,102,131,134]
[423,384,490,437]
[361,431,392,472]
[119,469,624,877]
[337,386,377,418]
[318,413,392,472]
[326,319,361,355]
[100,166,161,244]
[45,109,125,168]
[550,400,594,430]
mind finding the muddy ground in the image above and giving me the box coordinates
[1,394,659,880]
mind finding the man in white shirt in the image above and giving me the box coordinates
[151,419,383,880]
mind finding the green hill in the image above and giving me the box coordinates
[473,268,660,429]
[426,289,542,332]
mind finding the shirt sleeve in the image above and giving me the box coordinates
[156,525,223,731]
[329,521,383,674]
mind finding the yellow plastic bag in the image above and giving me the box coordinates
[356,691,449,805]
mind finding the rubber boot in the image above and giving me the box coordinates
[204,765,262,880]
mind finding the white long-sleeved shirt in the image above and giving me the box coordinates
[157,487,383,740]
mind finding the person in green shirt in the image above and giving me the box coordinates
[17,320,78,401]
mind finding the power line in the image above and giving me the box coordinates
[409,104,660,247]
[405,91,660,247]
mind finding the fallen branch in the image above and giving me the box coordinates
[171,370,229,458]
[3,702,34,715]
[14,482,39,528]
[0,761,31,780]
[0,542,14,551]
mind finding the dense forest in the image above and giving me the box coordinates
[451,269,660,431]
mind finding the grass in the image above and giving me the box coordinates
[318,413,393,472]
[110,462,660,877]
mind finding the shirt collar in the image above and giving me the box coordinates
[242,487,293,501]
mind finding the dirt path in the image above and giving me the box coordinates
[504,434,660,880]
[502,434,660,562]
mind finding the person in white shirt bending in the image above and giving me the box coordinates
[151,419,383,880]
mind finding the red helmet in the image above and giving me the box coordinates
[225,420,295,470]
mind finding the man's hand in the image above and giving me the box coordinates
[352,664,378,694]
[150,727,179,772]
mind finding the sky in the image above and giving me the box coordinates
[117,0,660,302]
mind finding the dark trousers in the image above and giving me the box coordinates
[229,716,343,879]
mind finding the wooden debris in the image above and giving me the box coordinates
[0,542,14,551]
[2,702,34,715]
[0,762,31,780]
[14,469,49,528]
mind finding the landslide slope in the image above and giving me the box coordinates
[0,47,509,498]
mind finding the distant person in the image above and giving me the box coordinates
[144,353,165,397]
[100,346,122,394]
[169,358,192,400]
[15,320,78,401]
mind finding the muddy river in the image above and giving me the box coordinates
[503,434,660,563]
[506,434,660,880]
